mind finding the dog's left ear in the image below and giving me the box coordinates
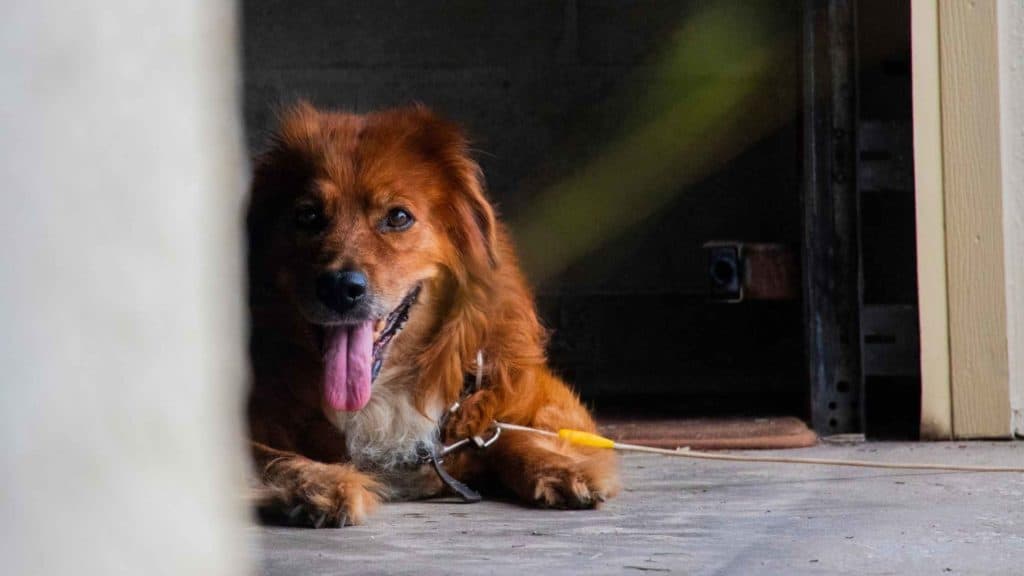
[446,153,499,272]
[411,108,499,272]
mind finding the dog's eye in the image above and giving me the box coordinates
[294,203,325,232]
[382,207,414,232]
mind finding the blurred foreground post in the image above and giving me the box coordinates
[0,1,249,574]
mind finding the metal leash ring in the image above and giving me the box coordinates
[440,421,501,457]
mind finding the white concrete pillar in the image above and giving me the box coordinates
[0,1,249,574]
[999,0,1024,437]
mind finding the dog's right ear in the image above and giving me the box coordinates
[272,100,324,152]
[245,149,286,286]
[248,101,324,226]
[247,104,321,283]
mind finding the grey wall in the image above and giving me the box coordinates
[243,1,720,216]
[241,1,802,288]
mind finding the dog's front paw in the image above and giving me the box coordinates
[520,453,614,506]
[262,460,381,528]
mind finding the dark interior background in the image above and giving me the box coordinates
[242,0,808,418]
[856,0,920,438]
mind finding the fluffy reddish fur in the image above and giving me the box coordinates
[247,102,619,527]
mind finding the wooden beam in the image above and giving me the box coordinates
[911,0,952,439]
[938,0,1012,438]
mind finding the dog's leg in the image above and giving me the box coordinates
[447,370,621,509]
[484,430,619,509]
[252,442,381,527]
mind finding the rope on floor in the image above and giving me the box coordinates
[494,422,1024,473]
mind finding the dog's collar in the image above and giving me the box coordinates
[439,349,486,431]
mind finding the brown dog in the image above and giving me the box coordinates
[247,102,619,527]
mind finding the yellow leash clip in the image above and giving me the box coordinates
[557,429,616,449]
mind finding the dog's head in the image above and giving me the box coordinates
[248,102,497,412]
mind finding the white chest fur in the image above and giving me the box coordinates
[324,369,444,499]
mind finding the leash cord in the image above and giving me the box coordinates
[493,422,1024,473]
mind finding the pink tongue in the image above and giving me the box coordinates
[323,321,375,411]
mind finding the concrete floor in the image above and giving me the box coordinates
[251,442,1024,575]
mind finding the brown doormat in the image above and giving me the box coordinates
[598,417,818,450]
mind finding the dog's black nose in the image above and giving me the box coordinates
[316,270,368,314]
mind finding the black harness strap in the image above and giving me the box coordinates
[422,443,482,503]
[422,350,490,503]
